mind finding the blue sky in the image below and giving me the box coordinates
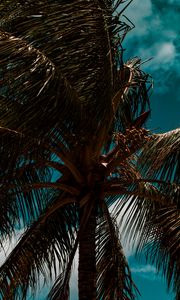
[122,0,179,299]
[124,0,180,134]
[1,0,179,299]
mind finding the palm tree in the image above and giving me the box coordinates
[0,0,179,299]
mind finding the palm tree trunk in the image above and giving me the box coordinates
[78,207,96,300]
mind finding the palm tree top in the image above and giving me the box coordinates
[0,1,179,300]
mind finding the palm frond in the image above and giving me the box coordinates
[103,58,152,153]
[0,194,77,300]
[48,237,78,300]
[140,206,180,298]
[112,178,180,244]
[114,58,152,132]
[0,0,114,135]
[96,201,138,300]
[0,118,85,238]
[111,178,180,298]
[0,30,81,139]
[0,0,144,144]
[138,129,180,183]
[0,142,53,239]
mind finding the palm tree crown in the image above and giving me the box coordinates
[0,0,179,299]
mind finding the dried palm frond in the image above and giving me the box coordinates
[96,201,138,300]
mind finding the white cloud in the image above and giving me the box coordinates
[156,42,176,63]
[131,264,157,274]
[136,41,177,72]
[131,264,160,280]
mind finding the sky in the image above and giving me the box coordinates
[124,0,180,133]
[120,0,179,299]
[0,0,179,299]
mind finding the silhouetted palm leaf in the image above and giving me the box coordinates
[0,193,77,300]
[138,129,180,183]
[136,206,180,298]
[96,202,138,300]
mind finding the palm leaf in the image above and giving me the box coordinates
[0,0,114,134]
[0,30,81,139]
[0,194,77,300]
[96,201,138,300]
[138,129,180,183]
[113,178,179,243]
[112,179,180,297]
[48,237,78,300]
[140,206,180,299]
[0,120,84,238]
[104,59,152,153]
[0,0,149,145]
[0,138,58,238]
[0,138,53,239]
[114,58,152,132]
